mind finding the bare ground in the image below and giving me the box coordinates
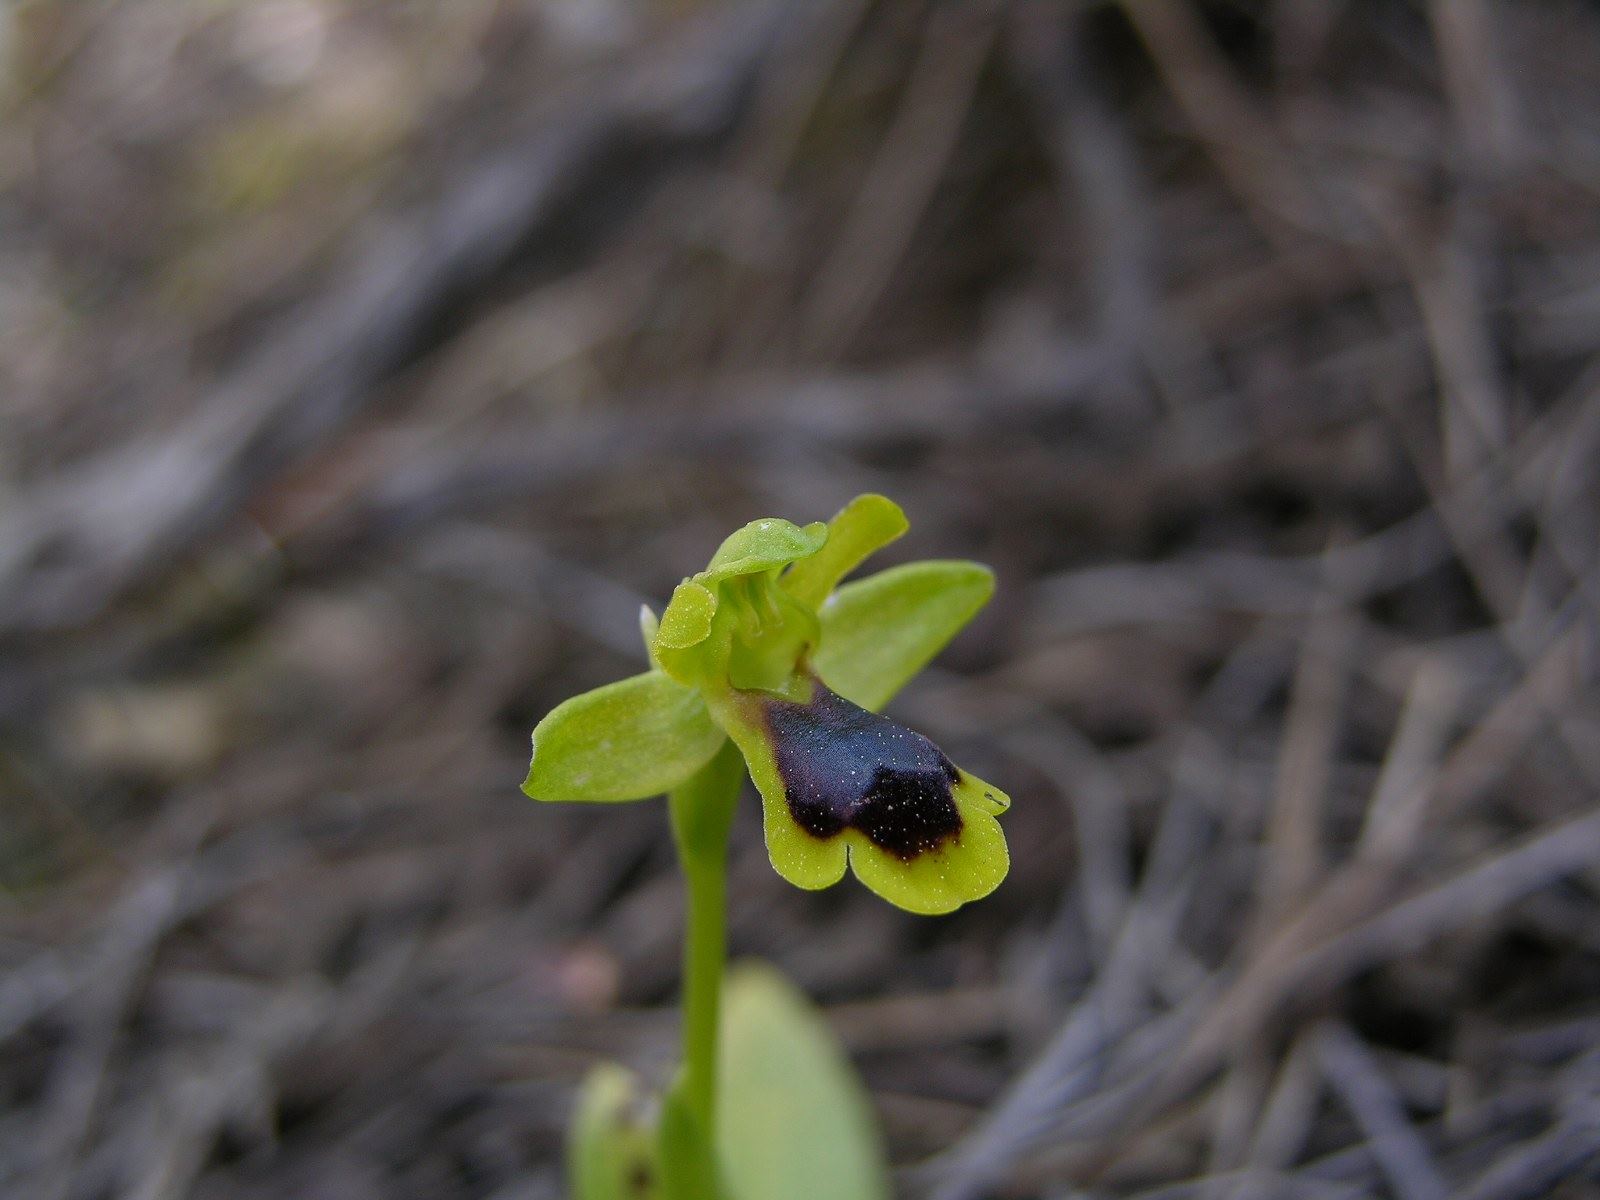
[2,2,1599,1197]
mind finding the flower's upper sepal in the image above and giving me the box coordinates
[712,676,1009,915]
[703,518,828,582]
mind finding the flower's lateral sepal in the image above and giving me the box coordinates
[813,560,995,711]
[712,677,1009,914]
[525,670,726,803]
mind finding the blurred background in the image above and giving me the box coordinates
[3,1,1600,1197]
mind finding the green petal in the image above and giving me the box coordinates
[658,581,719,650]
[702,518,828,582]
[717,964,891,1200]
[524,671,726,802]
[814,561,995,711]
[781,494,908,608]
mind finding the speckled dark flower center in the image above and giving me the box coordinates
[761,682,963,860]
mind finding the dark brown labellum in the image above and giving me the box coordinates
[761,681,963,860]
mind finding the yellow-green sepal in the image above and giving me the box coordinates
[702,518,828,582]
[524,670,726,803]
[814,560,995,711]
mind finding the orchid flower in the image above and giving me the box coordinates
[523,494,1009,915]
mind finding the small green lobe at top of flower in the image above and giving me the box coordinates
[702,518,828,582]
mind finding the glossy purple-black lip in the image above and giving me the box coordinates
[760,682,963,860]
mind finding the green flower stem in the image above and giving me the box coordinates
[667,739,745,1135]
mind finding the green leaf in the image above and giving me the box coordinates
[717,963,890,1200]
[524,671,726,802]
[568,1063,659,1200]
[657,1075,727,1200]
[782,494,908,607]
[703,519,828,582]
[813,560,995,711]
